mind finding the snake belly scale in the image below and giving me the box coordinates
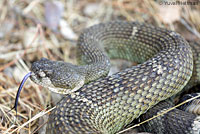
[30,21,194,134]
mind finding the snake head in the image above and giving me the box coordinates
[30,58,85,94]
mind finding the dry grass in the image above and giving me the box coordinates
[0,0,200,134]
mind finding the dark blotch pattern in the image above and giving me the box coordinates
[30,21,200,134]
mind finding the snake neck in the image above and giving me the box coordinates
[78,61,111,84]
[76,27,112,84]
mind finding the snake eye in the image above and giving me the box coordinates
[43,69,53,76]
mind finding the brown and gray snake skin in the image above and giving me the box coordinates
[29,21,200,134]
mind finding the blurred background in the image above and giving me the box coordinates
[0,0,200,133]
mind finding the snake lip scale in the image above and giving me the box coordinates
[26,21,200,134]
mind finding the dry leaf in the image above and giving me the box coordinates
[0,19,15,39]
[158,5,181,24]
[59,19,77,40]
[44,1,64,32]
[83,3,100,16]
[23,27,39,47]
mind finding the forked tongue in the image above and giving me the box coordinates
[8,72,32,121]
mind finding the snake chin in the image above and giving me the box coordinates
[30,71,85,94]
[48,79,85,94]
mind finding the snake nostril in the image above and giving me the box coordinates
[31,62,38,72]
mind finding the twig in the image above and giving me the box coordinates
[9,106,56,134]
[11,7,77,43]
[180,18,200,39]
[0,24,41,72]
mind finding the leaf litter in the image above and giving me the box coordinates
[0,0,200,133]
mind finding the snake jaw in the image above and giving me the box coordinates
[30,71,85,94]
[30,71,54,88]
[49,79,85,94]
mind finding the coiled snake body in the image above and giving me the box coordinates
[30,21,200,134]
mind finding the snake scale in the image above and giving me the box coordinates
[29,21,200,134]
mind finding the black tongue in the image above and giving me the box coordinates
[7,72,32,123]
